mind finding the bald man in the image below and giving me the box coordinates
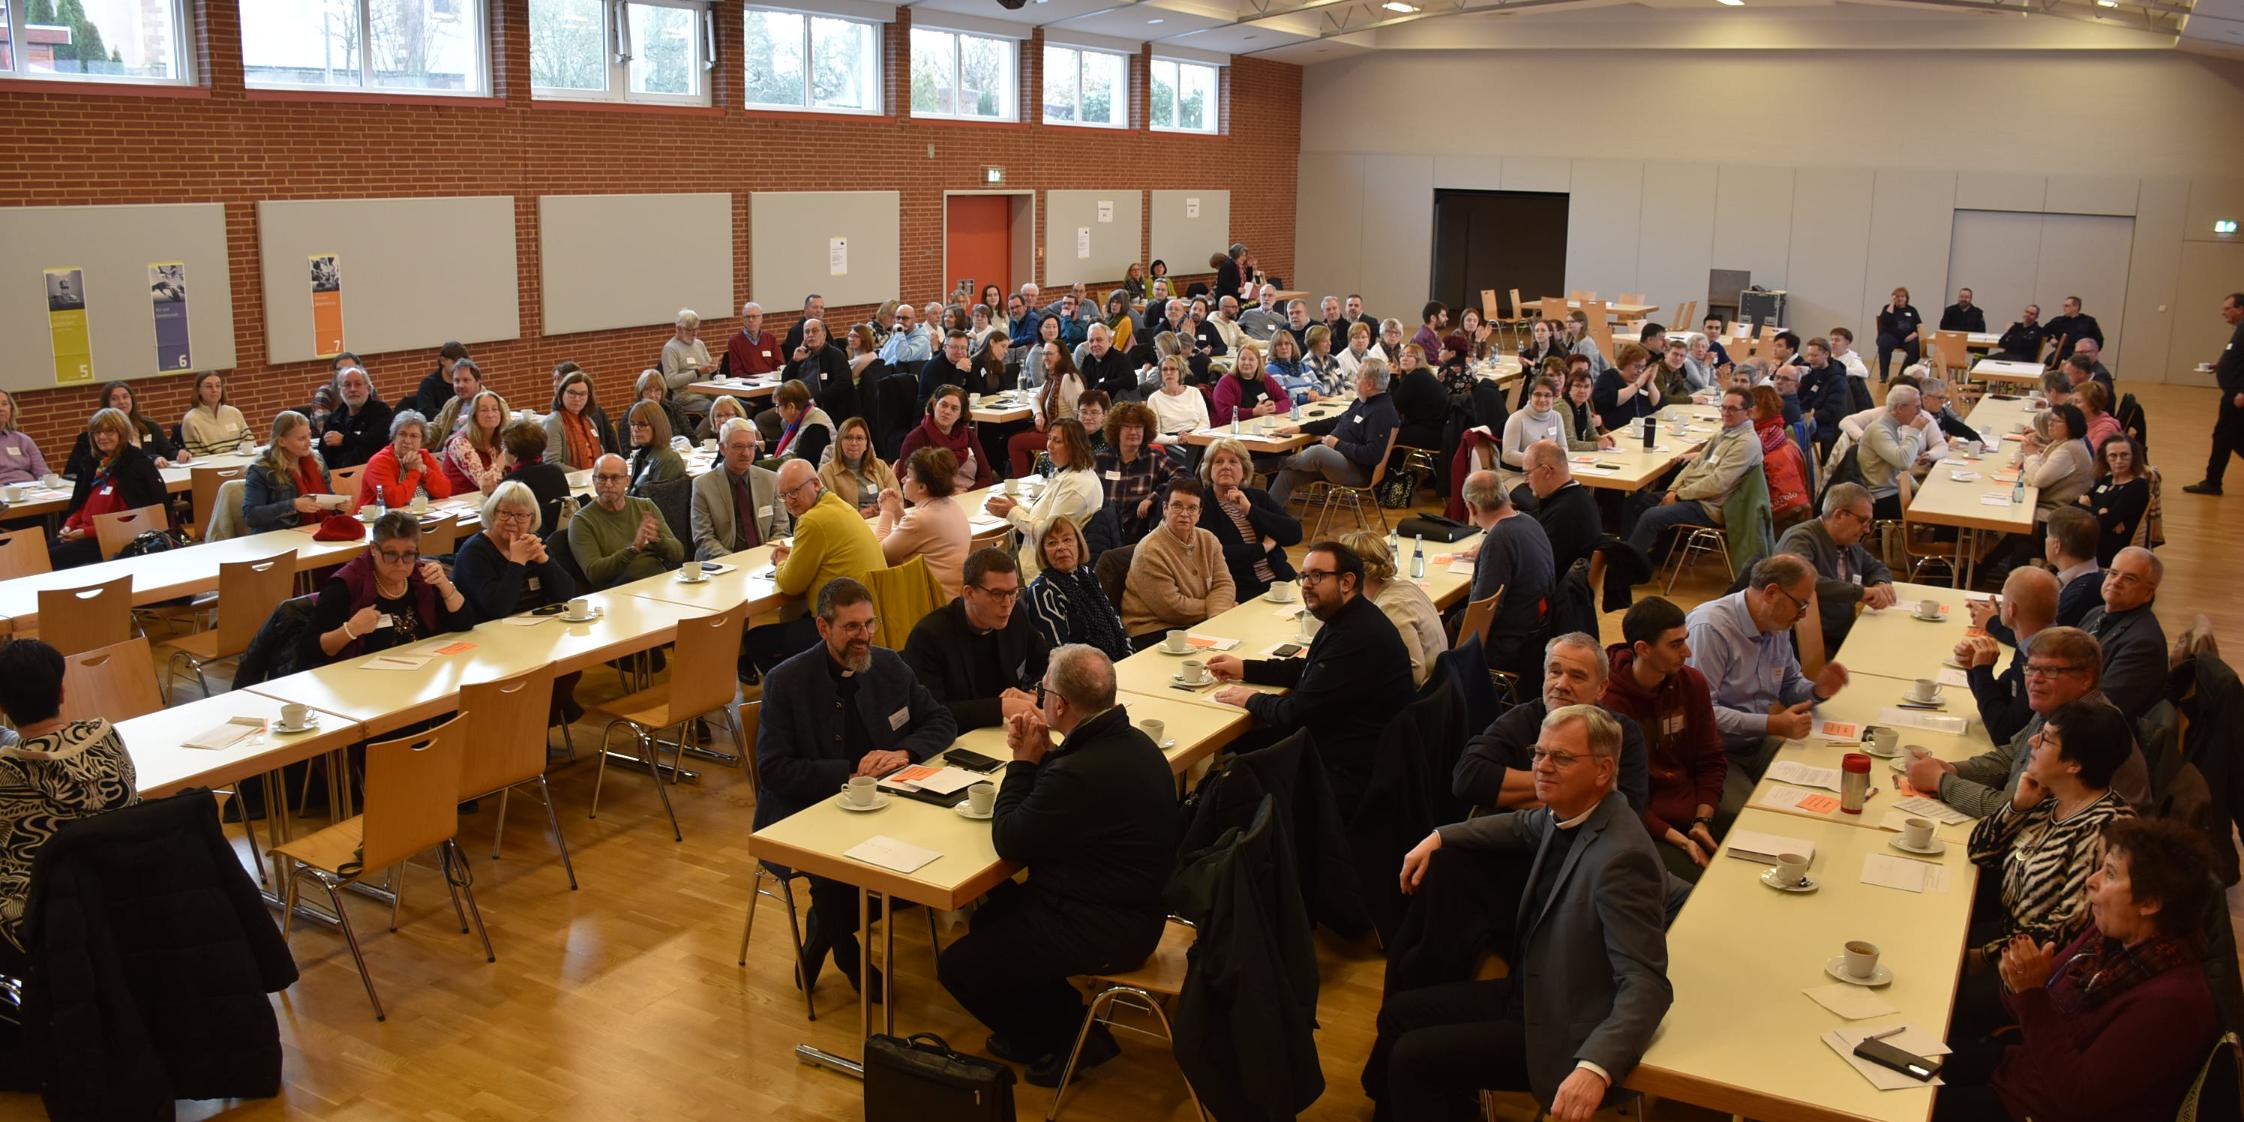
[568,453,684,588]
[1960,566,2059,745]
[744,458,885,674]
[1523,440,1599,578]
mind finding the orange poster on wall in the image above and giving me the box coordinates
[308,253,343,358]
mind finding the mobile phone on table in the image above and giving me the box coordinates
[1853,1037,1942,1081]
[944,748,1002,773]
[1271,642,1305,658]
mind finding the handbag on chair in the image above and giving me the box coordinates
[863,1032,1015,1121]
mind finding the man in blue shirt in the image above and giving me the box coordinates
[877,301,932,366]
[1684,553,1851,810]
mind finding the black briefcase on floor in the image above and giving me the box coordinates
[863,1032,1015,1121]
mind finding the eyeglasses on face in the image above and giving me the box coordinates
[970,584,1022,603]
[375,548,421,564]
[1530,747,1598,768]
[494,509,535,524]
[593,472,630,483]
[2024,663,2088,679]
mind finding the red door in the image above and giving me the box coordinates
[946,196,1012,304]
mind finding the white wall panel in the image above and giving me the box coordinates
[1293,153,1365,305]
[1634,161,1718,321]
[1433,156,1506,190]
[2170,241,2244,388]
[1712,164,1795,292]
[1949,211,2050,350]
[1784,167,1874,340]
[1955,172,2047,214]
[2122,177,2188,380]
[1359,157,1435,323]
[1564,160,1644,300]
[2033,213,2136,367]
[2045,175,2140,217]
[1860,170,1957,336]
[1501,157,1572,193]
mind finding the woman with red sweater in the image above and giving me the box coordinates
[356,409,453,510]
[1601,597,1730,881]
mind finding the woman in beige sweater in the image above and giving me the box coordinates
[1121,476,1236,644]
[875,445,970,598]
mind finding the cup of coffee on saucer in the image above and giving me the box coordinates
[966,783,996,817]
[1841,940,1884,983]
[681,560,705,582]
[1907,678,1942,704]
[1139,718,1166,745]
[843,775,878,807]
[1900,817,1937,851]
[1180,659,1211,686]
[1162,629,1190,654]
[278,702,312,732]
[565,597,594,621]
[1771,852,1809,888]
[1268,581,1296,603]
[1868,727,1900,756]
[1914,598,1942,620]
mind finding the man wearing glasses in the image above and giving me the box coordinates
[1775,482,1896,651]
[1523,441,1599,582]
[1906,626,2148,819]
[2077,546,2169,722]
[1622,388,1764,559]
[745,458,884,675]
[567,454,683,589]
[1684,554,1851,809]
[902,548,1051,731]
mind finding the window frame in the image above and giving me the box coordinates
[531,0,715,106]
[1040,42,1128,130]
[242,0,494,98]
[1148,55,1220,135]
[739,3,884,117]
[908,24,1017,123]
[0,0,195,88]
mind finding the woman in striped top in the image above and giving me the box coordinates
[1967,700,2137,961]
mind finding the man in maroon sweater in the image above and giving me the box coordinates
[725,300,783,377]
[1602,596,1729,881]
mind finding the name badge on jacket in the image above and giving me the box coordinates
[889,706,910,731]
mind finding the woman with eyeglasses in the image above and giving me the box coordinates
[357,409,454,509]
[453,480,576,624]
[2076,433,2149,567]
[309,510,471,665]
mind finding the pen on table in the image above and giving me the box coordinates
[1863,1026,1906,1043]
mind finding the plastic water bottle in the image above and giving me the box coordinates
[2011,473,2024,505]
[1289,393,1301,422]
[1410,535,1426,579]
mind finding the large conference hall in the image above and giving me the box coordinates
[1,1,2243,1119]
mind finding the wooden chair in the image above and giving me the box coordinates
[1927,330,1971,383]
[188,464,247,541]
[1567,290,1593,303]
[418,514,463,559]
[155,550,296,701]
[93,502,171,561]
[863,554,949,650]
[1538,297,1570,328]
[0,527,50,581]
[1479,288,1500,320]
[1672,299,1698,335]
[1296,427,1401,538]
[1044,918,1208,1122]
[1795,588,1828,678]
[60,636,164,723]
[1618,292,1646,306]
[460,669,576,890]
[1582,301,1617,361]
[589,605,747,842]
[1453,588,1500,648]
[272,714,492,1023]
[35,576,133,657]
[329,464,367,508]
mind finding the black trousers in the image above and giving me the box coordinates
[936,881,1159,1056]
[1366,977,1534,1122]
[2205,394,2244,486]
[742,616,818,676]
[1876,335,1920,381]
[805,873,884,973]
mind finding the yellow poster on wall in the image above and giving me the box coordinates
[308,253,344,358]
[45,266,93,386]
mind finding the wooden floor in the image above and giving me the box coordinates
[1,381,2237,1122]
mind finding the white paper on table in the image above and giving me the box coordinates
[1446,559,1476,576]
[1766,761,1842,791]
[1878,707,1969,735]
[1935,667,1972,689]
[967,516,1010,533]
[697,562,737,576]
[365,653,434,671]
[1722,828,1814,865]
[182,717,266,751]
[1185,635,1241,651]
[1861,853,1952,893]
[1948,470,1981,482]
[844,835,941,874]
[880,766,983,797]
[1804,983,1900,1021]
[1821,1024,1950,1091]
[1754,783,1824,811]
[1979,494,2017,507]
[1876,809,1921,833]
[1893,795,1973,825]
[501,616,550,627]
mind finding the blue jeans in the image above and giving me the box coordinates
[1626,496,1717,556]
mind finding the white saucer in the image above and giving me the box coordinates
[1825,957,1894,987]
[561,609,603,623]
[835,792,892,812]
[1158,645,1193,656]
[1888,755,1911,771]
[1864,743,1902,758]
[272,719,319,735]
[1267,593,1296,605]
[1761,870,1818,894]
[677,572,708,584]
[1158,737,1177,750]
[1910,613,1945,623]
[1172,673,1214,687]
[953,802,994,821]
[1889,836,1946,857]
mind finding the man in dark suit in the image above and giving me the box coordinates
[1453,632,1649,816]
[1523,441,1600,579]
[753,578,956,997]
[1206,540,1414,809]
[2079,547,2168,722]
[937,645,1180,1085]
[1372,703,1672,1122]
[1960,566,2059,746]
[1075,322,1136,402]
[2042,506,2105,629]
[1777,482,1896,652]
[783,317,848,400]
[2186,292,2244,495]
[902,548,1051,731]
[1940,288,1987,333]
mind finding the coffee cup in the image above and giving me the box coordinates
[1870,727,1899,755]
[1909,678,1942,703]
[410,493,429,514]
[40,472,61,489]
[683,560,704,581]
[1182,658,1209,685]
[701,438,717,452]
[1164,629,1190,653]
[1844,940,1881,980]
[1269,581,1296,602]
[1916,598,1941,618]
[279,702,310,730]
[1962,439,1983,457]
[1,484,20,502]
[969,392,983,408]
[1139,718,1166,745]
[1902,817,1936,850]
[567,597,592,620]
[845,775,877,807]
[1773,852,1809,888]
[1004,477,1020,495]
[967,782,996,816]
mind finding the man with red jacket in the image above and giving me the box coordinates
[1602,597,1728,881]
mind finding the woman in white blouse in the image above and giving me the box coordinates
[1149,354,1210,438]
[1333,321,1378,383]
[2021,403,2096,517]
[179,371,252,457]
[660,308,714,410]
[1501,377,1570,472]
[986,418,1102,577]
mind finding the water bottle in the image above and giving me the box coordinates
[1230,415,1239,435]
[1289,393,1301,422]
[1410,535,1425,580]
[2011,473,2024,505]
[1641,412,1657,451]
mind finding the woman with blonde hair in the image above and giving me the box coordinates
[442,388,510,493]
[1340,528,1446,686]
[52,409,165,568]
[695,393,749,444]
[1195,437,1300,599]
[243,410,333,533]
[0,390,50,486]
[819,416,900,515]
[634,368,694,440]
[179,371,252,457]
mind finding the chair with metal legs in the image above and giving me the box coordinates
[270,714,493,1022]
[1046,918,1206,1121]
[589,605,747,842]
[460,668,576,890]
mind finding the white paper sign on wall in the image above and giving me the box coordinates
[1076,227,1091,259]
[829,237,848,277]
[1096,200,1113,224]
[1185,197,1201,219]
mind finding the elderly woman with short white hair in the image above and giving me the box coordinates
[452,480,586,718]
[660,307,715,410]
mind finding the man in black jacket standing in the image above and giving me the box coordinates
[1207,541,1414,810]
[1939,288,1986,333]
[2185,292,2244,495]
[902,548,1051,731]
[937,644,1179,1085]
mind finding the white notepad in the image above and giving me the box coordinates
[1861,853,1952,893]
[1822,1024,1949,1091]
[1803,983,1899,1021]
[1766,761,1842,791]
[844,836,941,874]
[1892,795,1973,825]
[1722,828,1814,865]
[182,717,266,751]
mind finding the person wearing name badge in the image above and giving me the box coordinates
[747,460,885,675]
[311,510,472,665]
[724,300,783,379]
[1148,355,1210,440]
[1777,482,1896,651]
[988,419,1101,578]
[455,481,584,719]
[0,390,50,487]
[1093,402,1163,543]
[1197,438,1299,602]
[1501,378,1569,481]
[1685,554,1850,809]
[243,411,335,532]
[319,366,391,470]
[2183,292,2244,495]
[357,410,453,510]
[1267,359,1400,507]
[896,386,993,492]
[901,548,1051,731]
[660,308,715,411]
[179,371,252,458]
[689,418,791,563]
[1121,478,1236,649]
[544,370,618,472]
[64,381,184,476]
[817,417,897,517]
[1874,286,1924,382]
[622,399,686,492]
[1621,388,1762,558]
[569,454,683,590]
[50,409,165,570]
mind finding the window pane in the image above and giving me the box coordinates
[367,0,481,92]
[529,0,605,91]
[1178,60,1215,132]
[1080,49,1121,126]
[17,0,176,78]
[625,2,697,96]
[242,0,361,88]
[956,33,1010,119]
[1148,59,1175,129]
[743,9,805,107]
[909,27,953,116]
[807,15,873,111]
[1041,45,1076,124]
[0,0,13,73]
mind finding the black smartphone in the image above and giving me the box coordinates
[944,748,1002,773]
[1271,642,1306,658]
[1854,1037,1943,1081]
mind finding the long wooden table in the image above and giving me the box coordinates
[1898,395,2041,589]
[1967,358,2045,388]
[685,375,781,402]
[1568,402,1725,492]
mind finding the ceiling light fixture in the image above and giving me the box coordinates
[1147,16,1164,21]
[1381,2,1419,12]
[2094,1,2117,7]
[1717,0,1744,6]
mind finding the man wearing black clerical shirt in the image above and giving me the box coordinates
[1076,322,1137,402]
[2041,295,2104,364]
[903,548,1052,731]
[1940,288,1986,333]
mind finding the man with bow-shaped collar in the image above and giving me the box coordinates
[1368,703,1671,1122]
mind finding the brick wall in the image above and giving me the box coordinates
[0,1,1300,459]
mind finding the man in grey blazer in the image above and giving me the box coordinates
[1373,704,1671,1122]
[689,417,792,562]
[1777,481,1896,651]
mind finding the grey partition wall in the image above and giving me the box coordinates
[1043,190,1142,287]
[1149,190,1229,275]
[541,193,734,336]
[0,203,236,391]
[749,191,900,310]
[258,195,520,363]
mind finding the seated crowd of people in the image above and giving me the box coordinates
[0,254,2222,1122]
